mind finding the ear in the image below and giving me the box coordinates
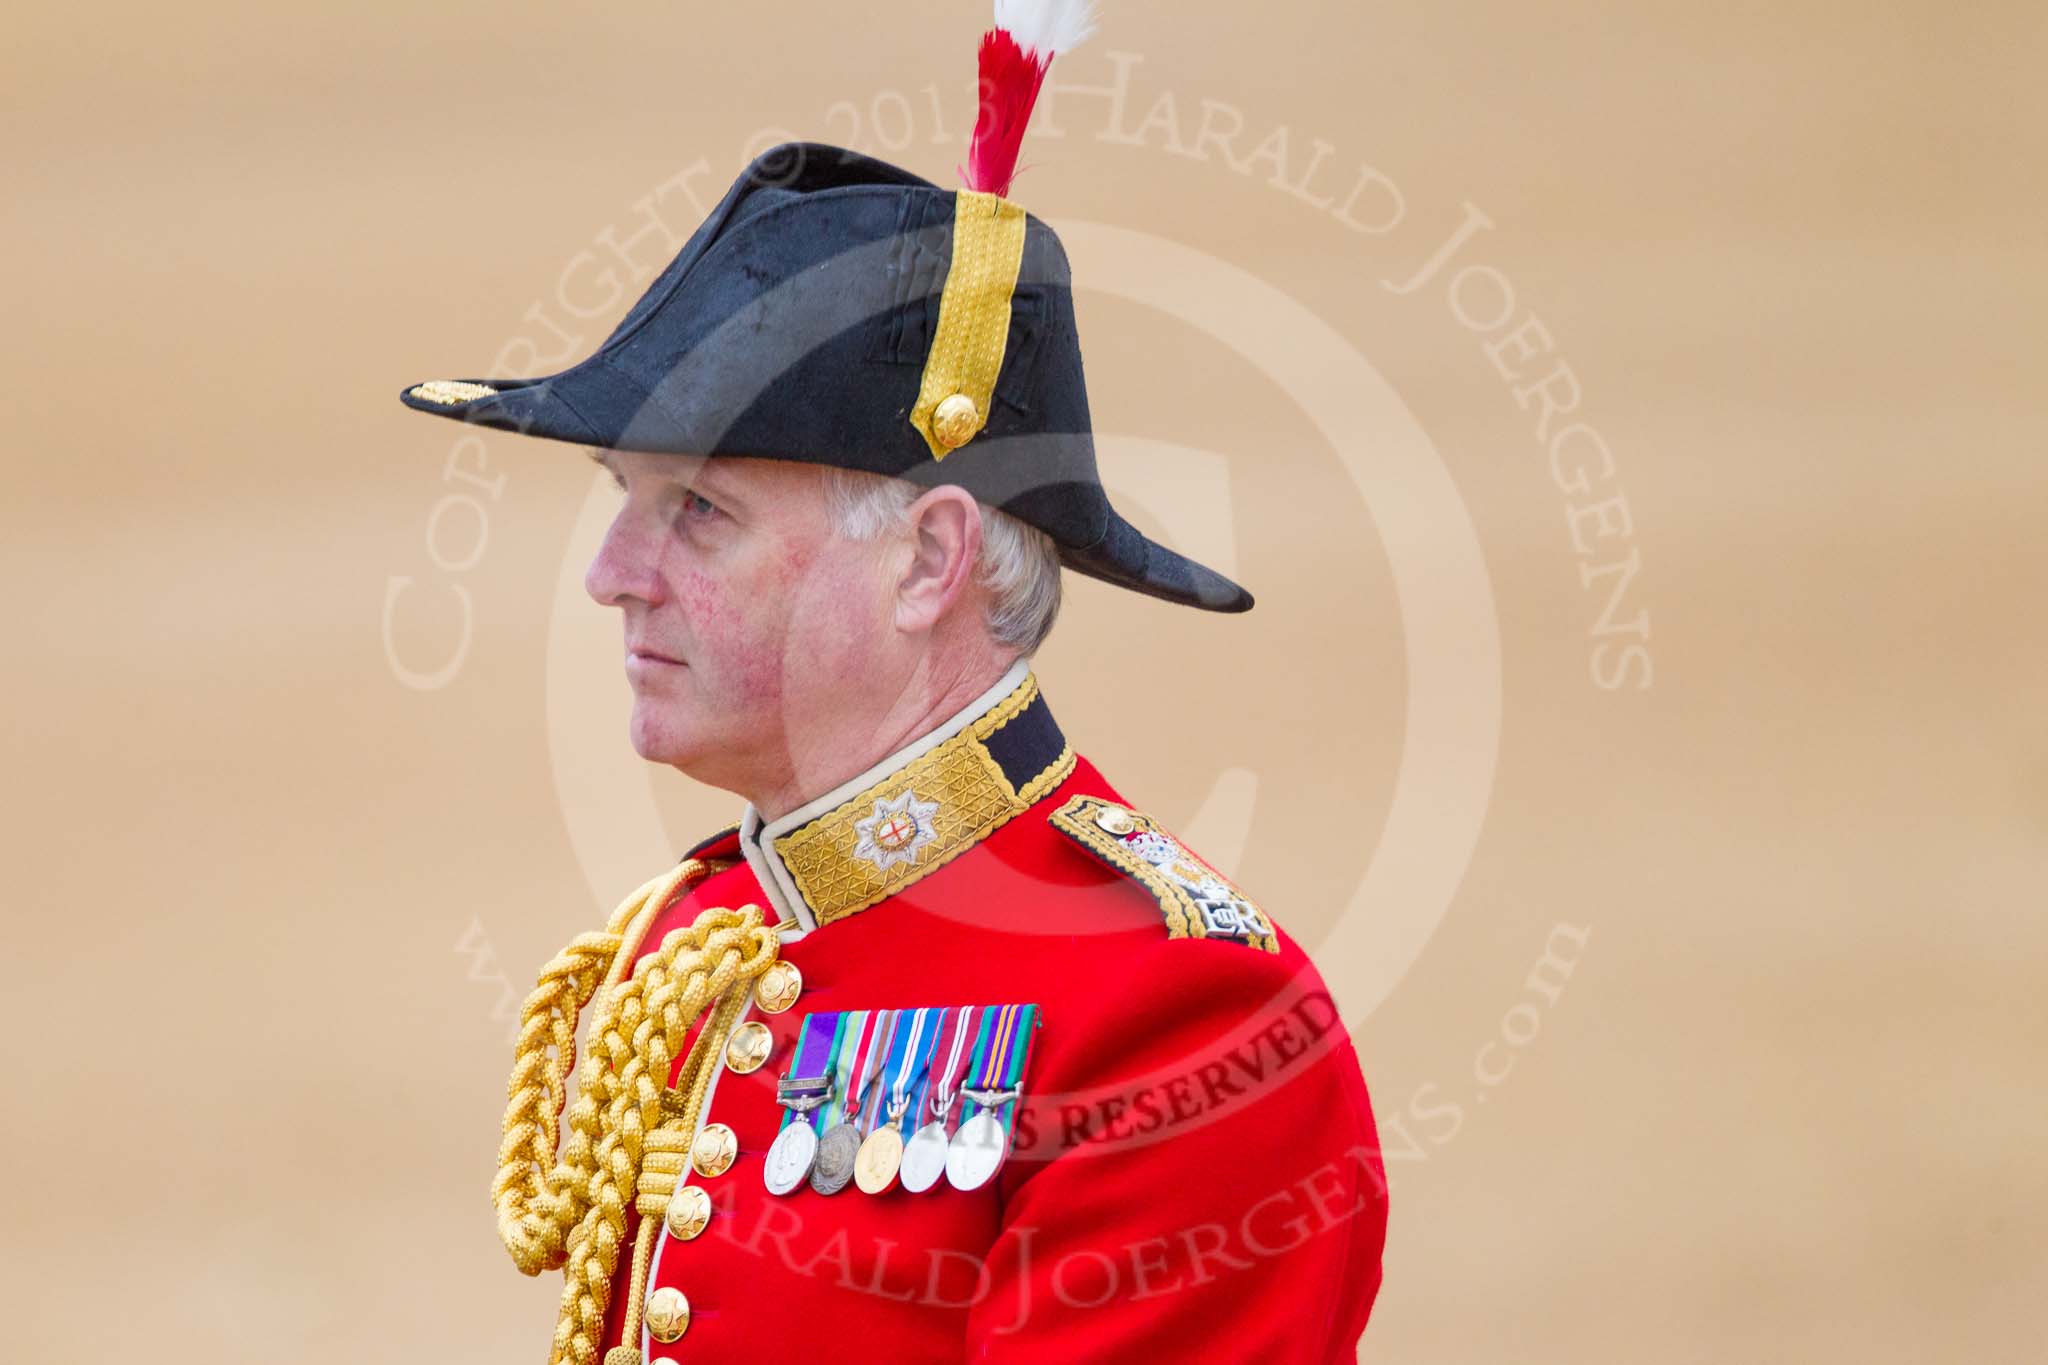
[894,485,984,635]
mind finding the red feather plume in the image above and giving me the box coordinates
[964,28,1051,197]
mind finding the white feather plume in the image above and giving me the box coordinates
[991,0,1100,61]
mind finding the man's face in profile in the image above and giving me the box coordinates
[583,450,894,795]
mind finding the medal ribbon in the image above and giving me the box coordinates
[822,1009,890,1132]
[813,1010,865,1132]
[876,1006,941,1130]
[962,1003,1039,1131]
[777,1010,845,1133]
[991,1003,1040,1130]
[849,1008,900,1134]
[922,1004,980,1129]
[964,1004,1013,1098]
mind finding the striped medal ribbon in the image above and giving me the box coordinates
[811,1009,896,1196]
[854,1006,943,1194]
[945,1003,1039,1192]
[762,1011,841,1196]
[900,1005,980,1194]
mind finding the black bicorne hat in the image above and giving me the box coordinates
[399,31,1250,614]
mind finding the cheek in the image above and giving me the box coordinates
[673,568,735,636]
[786,551,890,668]
[667,538,881,702]
[672,553,813,699]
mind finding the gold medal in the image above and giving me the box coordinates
[853,1123,905,1194]
[854,1100,908,1195]
[852,1007,942,1196]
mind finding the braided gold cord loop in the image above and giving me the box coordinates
[493,859,779,1365]
[493,861,703,1275]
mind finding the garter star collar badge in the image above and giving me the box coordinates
[854,790,941,872]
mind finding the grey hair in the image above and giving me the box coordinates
[820,467,1064,653]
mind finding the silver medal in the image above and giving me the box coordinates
[810,1121,862,1196]
[945,1109,1010,1191]
[765,1121,819,1195]
[905,1004,979,1194]
[898,1120,951,1193]
[762,1119,819,1196]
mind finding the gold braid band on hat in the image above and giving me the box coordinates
[492,857,781,1365]
[909,188,1029,459]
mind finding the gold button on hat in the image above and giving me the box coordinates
[664,1184,712,1241]
[645,1286,690,1343]
[752,960,802,1014]
[692,1123,738,1179]
[724,1020,773,1074]
[931,392,980,449]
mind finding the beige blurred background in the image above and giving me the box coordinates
[4,0,2042,1359]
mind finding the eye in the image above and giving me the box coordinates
[679,489,721,523]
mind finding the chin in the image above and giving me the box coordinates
[627,702,704,768]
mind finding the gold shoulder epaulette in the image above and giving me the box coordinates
[1049,795,1279,952]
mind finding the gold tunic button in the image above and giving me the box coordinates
[724,1020,773,1074]
[932,392,980,449]
[692,1123,737,1179]
[1095,806,1138,836]
[753,960,802,1014]
[664,1184,711,1241]
[645,1286,690,1343]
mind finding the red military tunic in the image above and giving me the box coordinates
[592,663,1387,1359]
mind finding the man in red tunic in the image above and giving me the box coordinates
[400,10,1387,1361]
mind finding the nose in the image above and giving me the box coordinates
[584,504,666,609]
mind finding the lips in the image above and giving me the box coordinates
[627,642,686,666]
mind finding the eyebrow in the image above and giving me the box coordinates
[686,460,742,502]
[585,449,740,505]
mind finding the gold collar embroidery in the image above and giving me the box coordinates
[739,659,1073,934]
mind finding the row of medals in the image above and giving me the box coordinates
[762,1081,1019,1198]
